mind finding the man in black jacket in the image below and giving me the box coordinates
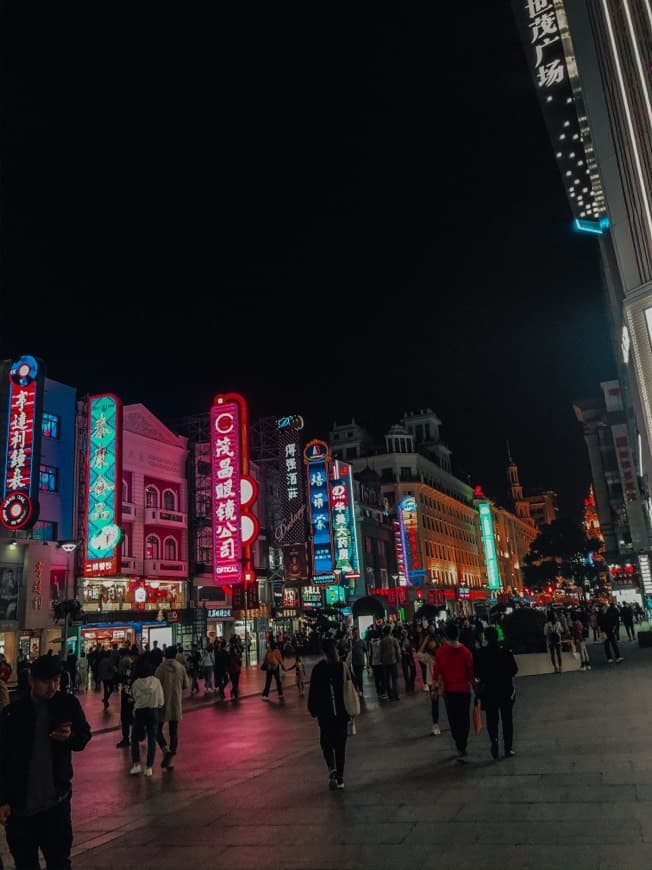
[0,654,92,869]
[475,627,518,760]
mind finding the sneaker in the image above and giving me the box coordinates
[616,657,624,663]
[491,740,499,760]
[116,739,130,748]
[431,724,441,736]
[143,767,153,777]
[161,750,172,769]
[505,750,516,758]
[607,658,614,663]
[336,776,344,789]
[586,665,592,670]
[328,769,337,791]
[166,756,175,769]
[261,695,269,701]
[129,764,142,775]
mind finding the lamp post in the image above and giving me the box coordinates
[57,540,81,661]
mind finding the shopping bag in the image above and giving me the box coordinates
[473,700,483,735]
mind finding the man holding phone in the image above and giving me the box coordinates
[0,654,91,869]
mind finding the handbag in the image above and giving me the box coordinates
[342,662,360,718]
[473,700,483,735]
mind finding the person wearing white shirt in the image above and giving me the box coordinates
[129,659,164,776]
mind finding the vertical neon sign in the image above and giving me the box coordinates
[398,495,426,585]
[330,460,360,586]
[1,355,45,531]
[210,393,258,585]
[478,501,501,591]
[84,394,123,576]
[304,439,333,580]
[393,520,407,585]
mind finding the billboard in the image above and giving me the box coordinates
[275,414,308,545]
[210,393,259,585]
[478,502,501,591]
[398,495,426,585]
[282,541,309,584]
[83,394,123,577]
[0,354,45,531]
[304,439,333,579]
[329,460,360,586]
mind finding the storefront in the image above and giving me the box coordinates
[79,607,197,652]
[80,577,186,614]
[206,607,233,642]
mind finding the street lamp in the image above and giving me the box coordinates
[56,540,81,661]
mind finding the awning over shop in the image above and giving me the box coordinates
[352,595,386,619]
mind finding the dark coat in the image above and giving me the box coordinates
[307,659,347,723]
[0,691,91,810]
[475,645,518,704]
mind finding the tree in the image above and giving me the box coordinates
[523,517,602,592]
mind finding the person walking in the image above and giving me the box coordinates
[307,638,350,790]
[129,658,164,777]
[0,655,91,869]
[417,626,437,693]
[155,645,189,770]
[76,651,89,694]
[432,622,475,762]
[116,648,136,749]
[187,642,201,695]
[98,650,116,709]
[200,645,214,695]
[621,604,636,641]
[227,643,242,700]
[572,615,591,671]
[380,625,401,701]
[421,634,442,735]
[285,653,306,696]
[544,611,564,673]
[400,629,416,693]
[475,626,518,759]
[589,608,600,642]
[369,631,386,699]
[350,628,366,697]
[261,642,284,701]
[212,639,230,700]
[600,603,624,663]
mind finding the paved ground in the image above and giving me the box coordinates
[2,637,652,869]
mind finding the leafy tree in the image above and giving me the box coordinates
[523,517,602,591]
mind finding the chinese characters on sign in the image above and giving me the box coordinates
[329,461,360,587]
[304,439,334,578]
[210,393,259,586]
[398,496,426,585]
[83,394,123,577]
[525,0,564,90]
[478,502,501,591]
[393,520,407,586]
[32,560,43,610]
[1,355,44,531]
[275,414,308,545]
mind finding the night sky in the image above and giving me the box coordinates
[1,2,615,518]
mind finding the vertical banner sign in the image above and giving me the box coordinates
[304,439,333,580]
[398,495,426,585]
[478,502,501,591]
[393,520,407,585]
[211,393,259,586]
[84,394,123,576]
[329,460,360,586]
[1,355,45,530]
[275,414,308,545]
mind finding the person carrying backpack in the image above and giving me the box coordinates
[544,611,563,673]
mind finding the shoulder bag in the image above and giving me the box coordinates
[342,662,360,718]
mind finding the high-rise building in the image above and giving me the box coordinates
[506,447,558,530]
[513,0,652,554]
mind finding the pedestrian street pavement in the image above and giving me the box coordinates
[4,637,652,869]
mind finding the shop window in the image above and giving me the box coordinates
[163,489,176,511]
[122,480,129,503]
[164,537,177,560]
[41,412,60,439]
[145,535,160,559]
[145,486,159,508]
[121,534,130,557]
[39,464,58,492]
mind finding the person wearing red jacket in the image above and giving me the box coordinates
[432,622,475,762]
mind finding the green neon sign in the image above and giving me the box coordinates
[478,501,501,591]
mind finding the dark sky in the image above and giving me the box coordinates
[1,2,615,518]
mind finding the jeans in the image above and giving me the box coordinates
[102,679,113,705]
[431,694,440,725]
[203,667,213,691]
[624,622,635,641]
[230,670,241,698]
[352,664,365,695]
[402,654,416,692]
[604,631,620,660]
[132,707,159,768]
[189,670,200,692]
[549,643,562,670]
[383,663,399,700]
[576,640,591,666]
[6,796,72,870]
[157,719,179,754]
[444,691,471,753]
[214,670,229,698]
[485,696,514,753]
[263,666,283,697]
[319,717,348,777]
[372,665,386,697]
[120,692,134,740]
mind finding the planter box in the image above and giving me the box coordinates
[638,631,652,648]
[514,651,582,677]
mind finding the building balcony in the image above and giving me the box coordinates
[144,559,187,577]
[122,501,136,519]
[144,507,187,527]
[121,556,137,572]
